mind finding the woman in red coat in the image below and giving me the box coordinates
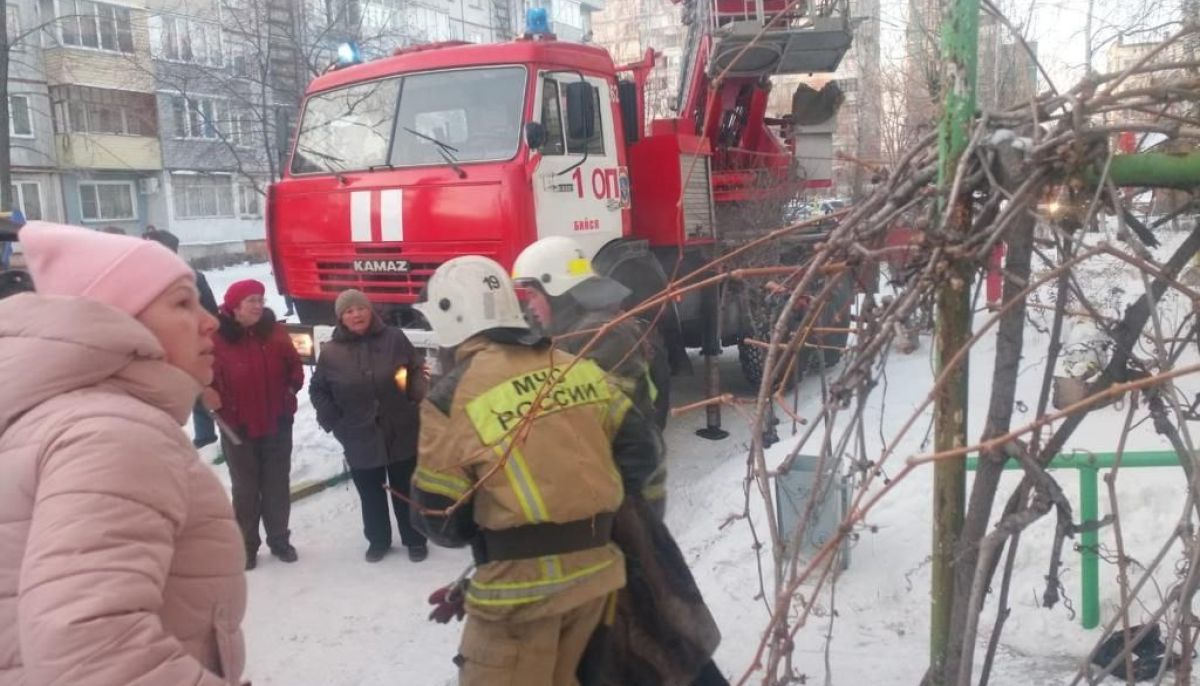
[206,279,304,570]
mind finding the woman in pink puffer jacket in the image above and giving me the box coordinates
[0,222,247,685]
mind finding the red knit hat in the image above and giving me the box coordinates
[222,279,266,314]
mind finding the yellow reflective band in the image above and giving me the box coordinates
[539,555,564,581]
[465,361,612,445]
[603,393,633,435]
[413,467,471,500]
[466,558,616,606]
[567,257,592,277]
[496,438,551,523]
[602,591,619,626]
[645,370,659,404]
[642,482,666,501]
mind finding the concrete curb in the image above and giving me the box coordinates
[289,470,352,502]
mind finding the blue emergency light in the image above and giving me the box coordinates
[525,7,550,35]
[336,42,362,67]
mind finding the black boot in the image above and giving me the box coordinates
[270,544,299,563]
[365,544,390,563]
[407,544,428,562]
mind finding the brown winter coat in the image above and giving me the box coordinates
[411,331,662,624]
[0,294,247,685]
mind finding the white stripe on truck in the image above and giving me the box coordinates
[380,189,403,242]
[350,191,372,242]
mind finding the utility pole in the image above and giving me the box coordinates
[930,0,979,682]
[1,0,13,216]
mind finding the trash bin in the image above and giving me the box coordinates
[774,454,850,571]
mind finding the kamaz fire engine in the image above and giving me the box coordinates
[267,0,857,392]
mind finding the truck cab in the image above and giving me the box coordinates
[270,39,636,325]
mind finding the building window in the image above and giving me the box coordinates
[237,181,262,217]
[228,40,253,77]
[172,95,229,140]
[172,173,234,218]
[9,95,33,137]
[51,86,157,136]
[552,0,581,30]
[230,108,254,147]
[79,181,136,221]
[11,182,43,220]
[59,0,134,53]
[7,6,21,49]
[150,16,223,66]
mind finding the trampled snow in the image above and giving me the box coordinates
[198,238,1200,684]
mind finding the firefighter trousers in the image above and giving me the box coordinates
[458,595,607,686]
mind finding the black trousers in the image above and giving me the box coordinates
[223,424,292,552]
[350,459,427,549]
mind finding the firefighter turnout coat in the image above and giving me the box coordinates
[411,330,661,624]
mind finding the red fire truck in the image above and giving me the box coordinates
[268,0,856,389]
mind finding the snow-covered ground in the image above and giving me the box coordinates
[199,237,1200,684]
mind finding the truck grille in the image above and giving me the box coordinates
[315,258,440,297]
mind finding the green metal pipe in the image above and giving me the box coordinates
[1079,466,1100,629]
[964,450,1183,629]
[965,450,1181,471]
[1099,152,1200,190]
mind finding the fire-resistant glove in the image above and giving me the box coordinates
[427,581,467,624]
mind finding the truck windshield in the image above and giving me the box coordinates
[291,66,527,175]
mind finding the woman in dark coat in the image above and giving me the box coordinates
[309,289,429,562]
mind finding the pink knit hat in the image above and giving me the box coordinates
[20,221,195,316]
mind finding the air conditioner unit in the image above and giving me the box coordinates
[138,177,160,195]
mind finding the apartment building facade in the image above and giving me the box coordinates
[5,0,520,256]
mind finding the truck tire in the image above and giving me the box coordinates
[737,294,802,391]
[293,298,335,326]
[812,275,854,370]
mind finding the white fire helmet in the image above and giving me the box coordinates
[511,236,595,298]
[414,255,529,348]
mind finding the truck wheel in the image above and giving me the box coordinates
[292,298,335,326]
[811,276,854,370]
[737,296,802,391]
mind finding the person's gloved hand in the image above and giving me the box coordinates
[427,581,467,623]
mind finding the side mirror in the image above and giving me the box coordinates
[565,81,596,141]
[524,121,547,150]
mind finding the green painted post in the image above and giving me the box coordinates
[930,0,980,681]
[1079,466,1100,629]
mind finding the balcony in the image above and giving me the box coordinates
[57,133,162,170]
[43,48,156,92]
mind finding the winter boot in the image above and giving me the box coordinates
[271,544,299,563]
[407,544,429,562]
[366,544,391,563]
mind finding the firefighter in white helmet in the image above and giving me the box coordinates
[409,255,661,686]
[514,239,726,686]
[512,236,669,509]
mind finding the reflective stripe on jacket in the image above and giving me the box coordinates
[412,332,661,623]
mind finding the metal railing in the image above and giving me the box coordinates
[966,450,1180,629]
